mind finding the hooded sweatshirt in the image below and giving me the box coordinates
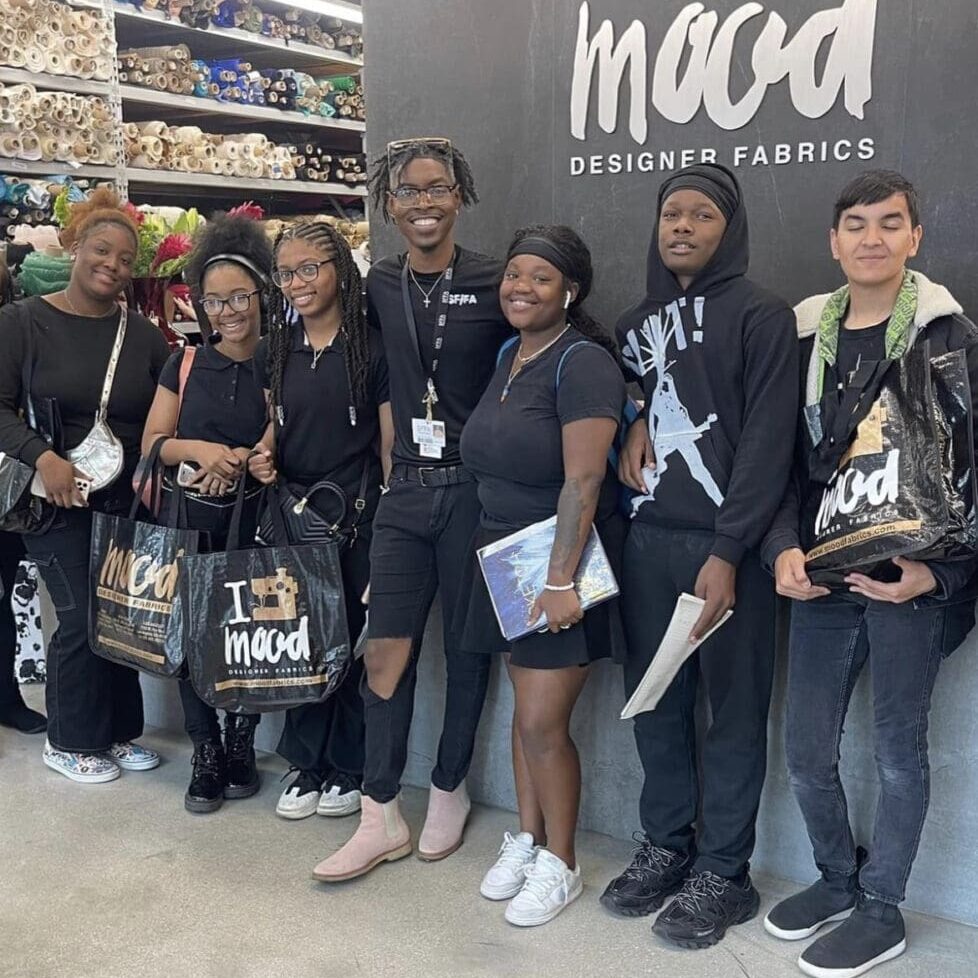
[762,270,978,603]
[615,164,799,566]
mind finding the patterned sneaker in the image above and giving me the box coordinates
[653,870,760,949]
[505,848,583,927]
[317,771,362,817]
[43,740,120,784]
[276,768,323,820]
[481,831,539,900]
[107,741,161,771]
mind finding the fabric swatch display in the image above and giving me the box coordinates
[0,84,118,167]
[0,0,113,82]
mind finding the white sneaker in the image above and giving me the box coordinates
[43,741,120,784]
[276,769,322,820]
[505,848,583,926]
[106,741,160,771]
[480,831,539,900]
[317,777,362,818]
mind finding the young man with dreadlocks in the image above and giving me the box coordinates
[248,220,393,825]
[311,137,512,882]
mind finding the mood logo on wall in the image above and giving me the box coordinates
[569,0,879,176]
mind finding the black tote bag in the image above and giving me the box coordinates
[180,479,351,713]
[88,436,200,676]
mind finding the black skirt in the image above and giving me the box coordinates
[454,514,628,670]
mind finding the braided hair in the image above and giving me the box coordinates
[507,224,618,360]
[267,220,369,427]
[368,138,479,219]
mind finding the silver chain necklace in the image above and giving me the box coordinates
[304,328,339,370]
[409,267,446,308]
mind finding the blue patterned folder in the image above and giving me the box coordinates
[477,516,619,642]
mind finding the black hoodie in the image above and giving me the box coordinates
[615,164,799,565]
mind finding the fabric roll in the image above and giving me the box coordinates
[0,133,22,157]
[19,132,42,161]
[24,47,44,73]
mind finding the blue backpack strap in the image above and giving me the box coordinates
[496,335,519,367]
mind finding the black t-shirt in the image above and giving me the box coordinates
[828,319,888,396]
[366,246,513,468]
[158,342,266,448]
[0,296,169,467]
[254,323,389,495]
[460,328,626,531]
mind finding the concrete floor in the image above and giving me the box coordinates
[2,689,976,978]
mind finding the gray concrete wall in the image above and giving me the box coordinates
[146,0,978,928]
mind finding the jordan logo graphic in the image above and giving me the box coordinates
[622,298,724,513]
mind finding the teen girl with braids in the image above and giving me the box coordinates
[0,188,169,783]
[141,214,270,813]
[456,225,626,926]
[247,220,393,823]
[312,137,512,884]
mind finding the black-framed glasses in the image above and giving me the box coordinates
[272,258,334,288]
[200,289,260,316]
[389,184,458,205]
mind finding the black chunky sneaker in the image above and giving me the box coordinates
[185,740,225,814]
[600,833,693,917]
[223,714,260,799]
[653,870,760,948]
[799,894,906,978]
[765,851,864,940]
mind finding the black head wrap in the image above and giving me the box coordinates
[506,236,578,288]
[658,164,739,222]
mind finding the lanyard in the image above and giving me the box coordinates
[400,255,455,421]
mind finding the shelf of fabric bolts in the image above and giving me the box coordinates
[124,166,367,196]
[0,66,111,98]
[113,4,364,72]
[118,84,365,134]
[0,159,118,180]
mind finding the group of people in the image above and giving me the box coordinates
[0,136,974,978]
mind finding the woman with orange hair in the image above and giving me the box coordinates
[0,188,170,784]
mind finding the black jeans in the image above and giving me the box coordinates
[362,472,492,803]
[276,528,371,780]
[22,507,143,752]
[785,592,970,904]
[0,531,26,705]
[622,522,776,878]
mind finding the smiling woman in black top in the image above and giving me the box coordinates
[457,225,626,927]
[141,214,271,814]
[0,188,170,784]
[248,220,392,826]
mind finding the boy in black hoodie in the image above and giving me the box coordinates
[761,170,978,978]
[601,164,799,947]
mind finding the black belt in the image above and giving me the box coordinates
[391,462,473,488]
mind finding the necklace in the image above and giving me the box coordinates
[304,328,339,370]
[409,267,446,308]
[62,288,115,318]
[500,325,571,402]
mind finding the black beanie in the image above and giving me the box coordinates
[658,164,739,222]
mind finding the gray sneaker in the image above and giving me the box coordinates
[43,741,120,784]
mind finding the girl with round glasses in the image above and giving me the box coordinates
[249,220,393,824]
[141,214,271,813]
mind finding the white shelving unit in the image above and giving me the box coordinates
[0,0,366,214]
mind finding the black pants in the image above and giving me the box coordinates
[0,531,26,706]
[160,490,262,746]
[622,522,776,878]
[276,527,370,779]
[362,472,492,803]
[22,507,143,752]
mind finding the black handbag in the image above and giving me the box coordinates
[0,313,55,535]
[258,458,371,549]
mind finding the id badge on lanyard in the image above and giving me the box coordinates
[401,258,454,460]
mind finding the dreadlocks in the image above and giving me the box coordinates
[507,225,619,360]
[267,220,369,425]
[368,138,479,218]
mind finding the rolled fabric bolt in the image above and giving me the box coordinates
[140,120,167,137]
[0,133,22,157]
[24,47,44,73]
[183,157,202,172]
[19,132,42,161]
[204,158,222,174]
[94,59,111,81]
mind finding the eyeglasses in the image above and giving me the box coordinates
[389,184,458,205]
[271,258,334,288]
[200,289,260,316]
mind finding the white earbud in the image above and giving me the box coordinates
[563,291,571,309]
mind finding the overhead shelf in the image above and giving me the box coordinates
[124,166,366,197]
[119,84,365,133]
[113,4,363,72]
[0,66,111,97]
[0,159,117,179]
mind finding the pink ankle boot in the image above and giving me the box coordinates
[418,781,471,861]
[312,796,412,882]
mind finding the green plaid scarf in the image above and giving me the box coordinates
[816,269,918,398]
